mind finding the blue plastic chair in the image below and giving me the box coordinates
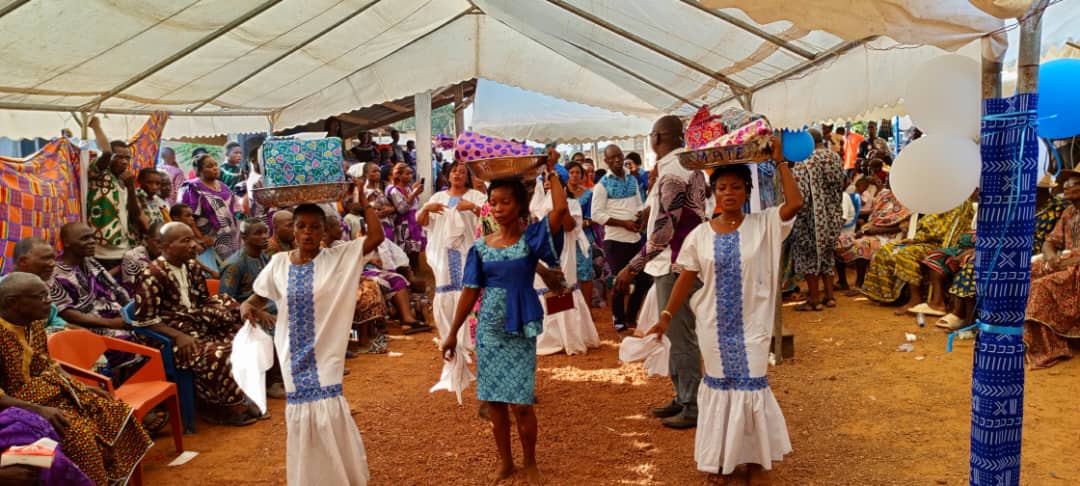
[122,302,197,433]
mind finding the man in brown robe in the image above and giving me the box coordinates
[133,222,258,425]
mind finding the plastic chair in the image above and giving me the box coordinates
[122,302,197,433]
[47,330,184,486]
[206,279,220,295]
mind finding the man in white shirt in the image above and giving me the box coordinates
[614,115,709,429]
[594,144,649,332]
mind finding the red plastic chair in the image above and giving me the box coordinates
[206,278,220,295]
[47,330,184,485]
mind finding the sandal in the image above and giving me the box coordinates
[844,288,863,297]
[935,313,966,331]
[402,321,433,335]
[141,410,168,435]
[907,303,947,317]
[793,300,823,312]
[215,409,257,427]
[823,298,837,308]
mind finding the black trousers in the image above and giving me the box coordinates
[604,238,652,325]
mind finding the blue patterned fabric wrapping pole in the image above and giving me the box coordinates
[970,94,1038,486]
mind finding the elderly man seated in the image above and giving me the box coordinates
[1026,170,1080,369]
[48,223,134,349]
[10,238,68,334]
[133,222,260,425]
[0,272,152,485]
[265,210,295,256]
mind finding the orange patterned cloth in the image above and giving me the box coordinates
[0,138,82,273]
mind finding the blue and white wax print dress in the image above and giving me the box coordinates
[675,207,794,475]
[253,239,371,485]
[464,221,562,404]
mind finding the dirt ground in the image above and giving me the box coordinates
[141,291,1080,485]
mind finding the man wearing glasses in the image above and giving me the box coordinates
[85,117,145,271]
[615,115,709,429]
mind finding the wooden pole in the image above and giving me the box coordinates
[77,112,90,222]
[454,84,465,136]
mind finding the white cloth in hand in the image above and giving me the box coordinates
[430,344,476,404]
[230,321,275,414]
[618,335,670,377]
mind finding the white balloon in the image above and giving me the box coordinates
[905,54,981,139]
[891,137,981,215]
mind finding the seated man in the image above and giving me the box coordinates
[48,223,133,343]
[265,210,295,256]
[10,238,68,334]
[220,220,272,308]
[120,221,166,294]
[168,204,220,278]
[133,222,259,425]
[1026,170,1080,369]
[0,272,152,485]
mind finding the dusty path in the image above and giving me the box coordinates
[141,293,1080,485]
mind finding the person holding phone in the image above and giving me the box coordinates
[386,162,426,273]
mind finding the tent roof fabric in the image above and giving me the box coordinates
[0,0,1074,139]
[470,79,654,143]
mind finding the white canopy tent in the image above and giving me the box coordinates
[1,0,1073,142]
[470,79,653,143]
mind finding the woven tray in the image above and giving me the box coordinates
[465,155,547,182]
[677,141,773,171]
[252,182,351,208]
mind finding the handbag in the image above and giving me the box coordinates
[542,254,574,314]
[544,290,574,314]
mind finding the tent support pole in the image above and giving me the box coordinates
[0,0,29,20]
[969,2,1046,485]
[547,0,748,96]
[454,84,465,135]
[78,112,91,222]
[415,91,433,201]
[79,0,283,111]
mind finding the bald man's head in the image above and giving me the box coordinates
[59,222,95,261]
[650,115,684,158]
[273,210,295,245]
[13,238,56,282]
[160,222,197,265]
[0,272,50,325]
[603,144,626,176]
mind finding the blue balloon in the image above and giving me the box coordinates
[781,129,814,162]
[1037,59,1080,139]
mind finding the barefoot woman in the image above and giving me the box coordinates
[240,198,383,485]
[650,142,802,483]
[441,150,567,485]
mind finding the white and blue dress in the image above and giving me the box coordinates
[675,207,794,475]
[423,188,487,342]
[252,239,371,485]
[464,221,562,404]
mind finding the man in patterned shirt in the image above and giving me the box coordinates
[615,115,709,429]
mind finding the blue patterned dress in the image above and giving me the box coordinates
[464,221,562,404]
[575,188,596,282]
